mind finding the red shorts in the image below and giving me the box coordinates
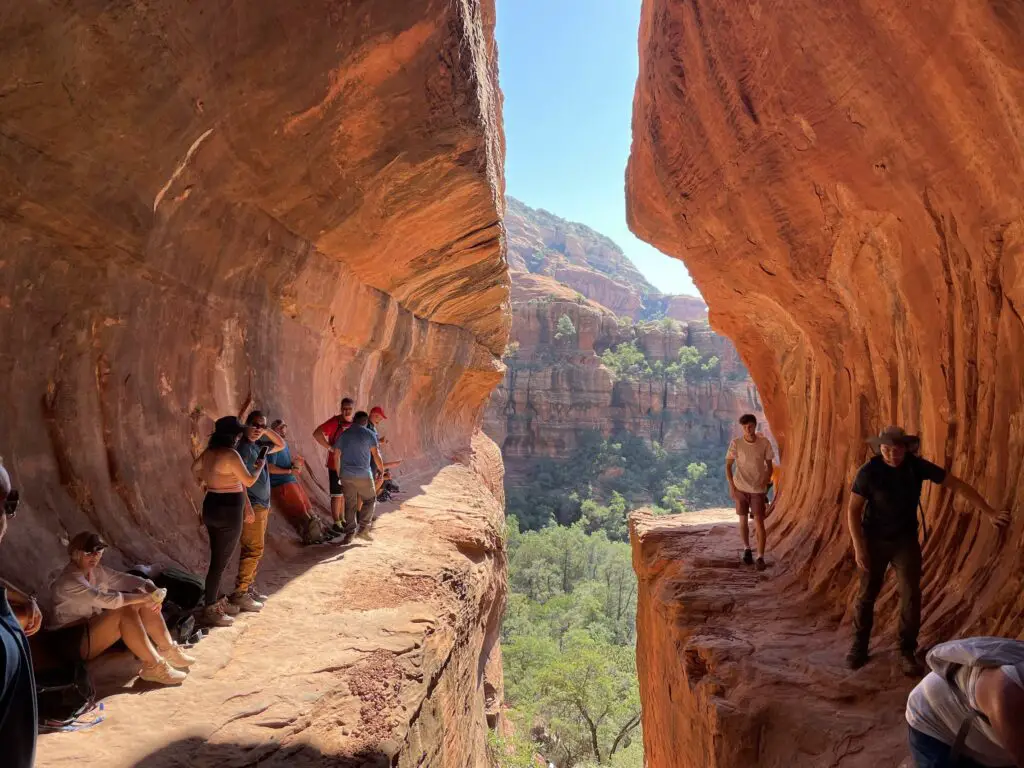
[735,491,767,518]
[271,482,313,524]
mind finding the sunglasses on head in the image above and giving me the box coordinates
[3,490,19,518]
[83,545,106,555]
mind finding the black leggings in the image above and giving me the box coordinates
[202,491,245,606]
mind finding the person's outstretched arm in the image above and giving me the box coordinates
[941,474,1011,529]
[237,391,255,423]
[261,428,286,455]
[974,667,1024,765]
[847,494,869,570]
[230,453,265,488]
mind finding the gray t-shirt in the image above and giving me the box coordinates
[334,425,379,480]
[906,663,1024,766]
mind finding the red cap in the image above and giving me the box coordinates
[369,406,388,419]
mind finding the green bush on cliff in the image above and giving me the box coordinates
[505,431,730,538]
[555,313,578,342]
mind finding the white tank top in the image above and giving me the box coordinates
[906,663,1024,766]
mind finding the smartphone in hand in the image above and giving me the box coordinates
[257,445,270,462]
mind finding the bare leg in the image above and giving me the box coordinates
[331,496,344,524]
[753,514,767,558]
[85,605,160,665]
[139,602,175,651]
[738,514,751,549]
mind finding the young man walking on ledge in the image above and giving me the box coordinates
[726,413,774,571]
[846,426,1011,676]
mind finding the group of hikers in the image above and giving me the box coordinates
[191,396,398,627]
[0,395,400,766]
[726,414,1022,767]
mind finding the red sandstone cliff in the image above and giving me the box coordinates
[1,2,508,765]
[628,0,1024,765]
[487,203,761,490]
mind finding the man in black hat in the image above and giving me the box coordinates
[846,426,1011,675]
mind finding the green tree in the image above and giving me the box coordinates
[555,314,578,343]
[533,632,642,766]
[600,342,650,380]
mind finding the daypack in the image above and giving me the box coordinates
[36,662,97,732]
[299,515,329,545]
[926,637,1024,760]
[153,567,205,611]
[377,478,400,503]
[160,600,201,645]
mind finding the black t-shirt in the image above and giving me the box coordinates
[851,454,946,539]
[0,590,36,768]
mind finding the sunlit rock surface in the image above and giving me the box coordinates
[1,1,508,765]
[628,0,1024,765]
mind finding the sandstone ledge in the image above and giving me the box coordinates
[36,458,506,768]
[631,512,916,768]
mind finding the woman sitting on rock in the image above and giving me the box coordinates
[191,415,265,627]
[47,532,193,686]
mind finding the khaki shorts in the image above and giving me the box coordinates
[735,491,767,519]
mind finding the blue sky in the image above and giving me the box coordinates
[495,0,699,297]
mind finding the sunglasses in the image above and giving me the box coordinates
[3,490,19,518]
[252,422,268,429]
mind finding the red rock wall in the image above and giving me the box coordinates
[628,0,1024,765]
[0,0,509,593]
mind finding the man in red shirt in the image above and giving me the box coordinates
[312,397,354,535]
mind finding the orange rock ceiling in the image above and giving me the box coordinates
[628,0,1024,765]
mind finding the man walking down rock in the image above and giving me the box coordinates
[846,426,1011,675]
[233,410,285,612]
[334,411,384,546]
[726,413,774,571]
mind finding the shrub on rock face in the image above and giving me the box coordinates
[554,313,578,343]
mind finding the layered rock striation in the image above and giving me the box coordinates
[484,283,761,485]
[1,1,508,764]
[628,0,1024,765]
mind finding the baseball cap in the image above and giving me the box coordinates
[867,425,921,452]
[68,531,108,555]
[369,406,388,419]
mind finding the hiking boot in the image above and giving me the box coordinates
[900,652,925,678]
[201,603,234,628]
[247,585,269,602]
[329,522,346,537]
[356,527,374,542]
[216,596,240,616]
[139,659,188,686]
[339,531,355,546]
[230,592,264,612]
[846,646,869,670]
[160,643,197,669]
[755,556,767,571]
[742,548,754,565]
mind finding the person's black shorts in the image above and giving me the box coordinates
[328,469,343,498]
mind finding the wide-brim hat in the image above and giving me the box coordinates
[867,425,920,453]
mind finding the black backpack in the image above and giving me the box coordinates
[36,662,97,732]
[153,568,204,610]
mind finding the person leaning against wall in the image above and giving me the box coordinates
[845,426,1010,676]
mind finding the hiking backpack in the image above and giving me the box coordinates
[36,662,98,732]
[925,637,1024,760]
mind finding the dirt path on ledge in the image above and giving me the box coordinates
[35,461,505,768]
[632,511,916,768]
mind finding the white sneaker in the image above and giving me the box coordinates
[139,659,188,686]
[161,643,197,669]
